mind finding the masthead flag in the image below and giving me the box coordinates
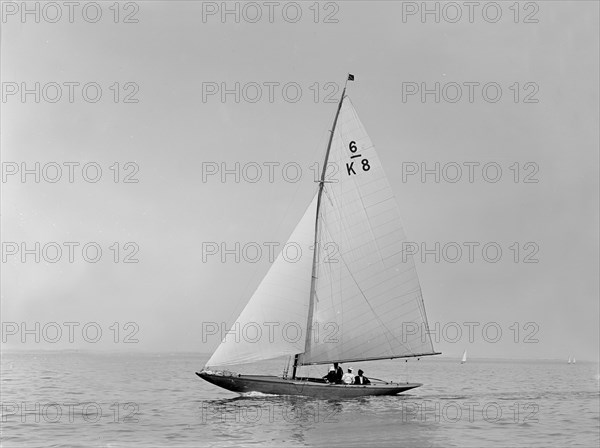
[348,74,355,81]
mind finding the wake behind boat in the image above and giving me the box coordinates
[197,75,440,397]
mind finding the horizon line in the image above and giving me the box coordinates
[1,348,597,364]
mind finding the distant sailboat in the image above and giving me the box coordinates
[572,357,576,364]
[461,350,467,364]
[196,75,441,398]
[568,357,572,364]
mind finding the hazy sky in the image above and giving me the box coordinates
[1,1,598,362]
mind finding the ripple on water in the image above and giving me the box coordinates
[1,353,599,447]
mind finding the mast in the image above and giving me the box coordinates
[291,82,347,379]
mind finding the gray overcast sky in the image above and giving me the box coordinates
[1,1,598,361]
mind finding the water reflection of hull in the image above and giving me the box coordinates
[196,372,421,398]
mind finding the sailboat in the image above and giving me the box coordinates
[461,350,467,364]
[197,75,441,398]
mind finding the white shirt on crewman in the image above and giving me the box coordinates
[341,372,354,384]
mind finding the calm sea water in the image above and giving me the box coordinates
[1,351,598,447]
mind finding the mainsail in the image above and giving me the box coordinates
[298,97,436,366]
[206,195,317,367]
